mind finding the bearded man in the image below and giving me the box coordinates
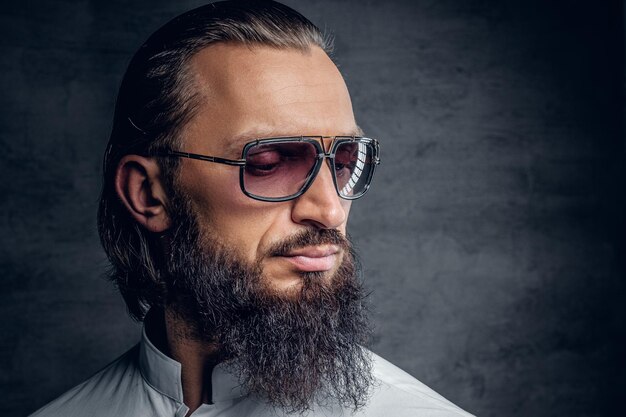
[30,1,473,416]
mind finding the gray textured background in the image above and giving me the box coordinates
[1,1,624,416]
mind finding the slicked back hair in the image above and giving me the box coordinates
[98,0,332,321]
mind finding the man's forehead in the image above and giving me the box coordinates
[183,43,359,155]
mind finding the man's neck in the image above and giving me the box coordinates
[146,309,222,414]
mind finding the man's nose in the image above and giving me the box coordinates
[291,162,347,229]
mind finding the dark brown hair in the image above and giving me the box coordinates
[98,0,331,321]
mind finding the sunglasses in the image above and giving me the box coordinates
[155,136,380,202]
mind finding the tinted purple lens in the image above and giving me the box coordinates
[333,141,375,198]
[243,141,318,198]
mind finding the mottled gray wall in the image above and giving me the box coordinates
[1,1,623,416]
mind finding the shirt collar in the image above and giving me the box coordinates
[138,324,247,404]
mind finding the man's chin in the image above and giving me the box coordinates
[165,209,371,411]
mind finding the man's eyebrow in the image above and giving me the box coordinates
[223,127,284,155]
[353,125,365,136]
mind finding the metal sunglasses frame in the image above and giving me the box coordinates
[154,136,380,202]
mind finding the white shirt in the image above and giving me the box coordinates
[30,326,474,417]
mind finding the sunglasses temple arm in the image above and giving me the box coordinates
[156,150,246,166]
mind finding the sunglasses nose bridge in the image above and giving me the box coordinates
[314,151,338,178]
[320,136,335,153]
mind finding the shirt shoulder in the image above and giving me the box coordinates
[28,345,177,417]
[364,352,475,417]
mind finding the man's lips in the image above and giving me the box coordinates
[275,245,340,272]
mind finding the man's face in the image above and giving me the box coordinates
[162,44,372,413]
[174,43,358,292]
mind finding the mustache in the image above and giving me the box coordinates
[267,228,350,257]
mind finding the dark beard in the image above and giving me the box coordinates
[163,197,373,414]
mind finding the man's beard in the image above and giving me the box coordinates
[162,196,373,414]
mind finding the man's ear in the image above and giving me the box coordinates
[115,155,171,233]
